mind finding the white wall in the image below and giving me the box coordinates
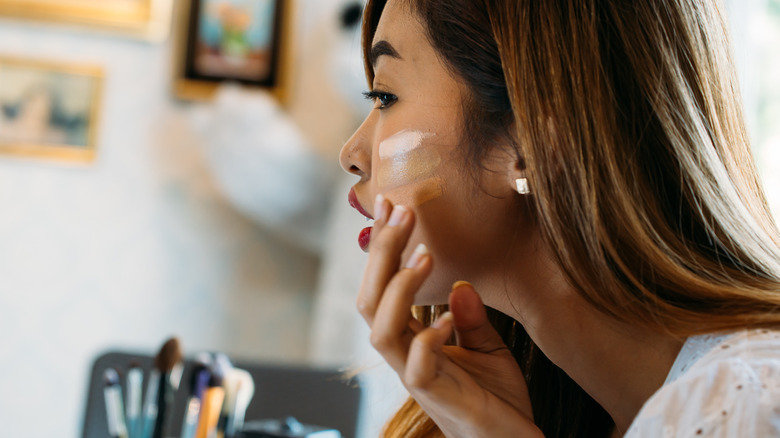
[0,0,360,435]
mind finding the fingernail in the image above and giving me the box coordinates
[452,280,473,291]
[374,194,385,220]
[404,243,429,269]
[387,205,408,226]
[432,311,453,329]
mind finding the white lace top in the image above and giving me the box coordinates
[625,329,780,437]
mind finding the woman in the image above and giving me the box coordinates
[338,0,780,436]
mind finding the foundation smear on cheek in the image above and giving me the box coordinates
[385,177,443,206]
[376,130,444,206]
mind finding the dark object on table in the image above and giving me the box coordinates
[238,417,341,438]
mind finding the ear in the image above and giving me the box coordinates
[502,118,535,195]
[505,148,531,195]
[480,124,529,196]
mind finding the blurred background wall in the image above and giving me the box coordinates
[0,0,364,436]
[0,0,777,437]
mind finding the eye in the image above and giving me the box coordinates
[362,90,398,109]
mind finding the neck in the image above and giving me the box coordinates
[536,306,683,433]
[480,241,683,433]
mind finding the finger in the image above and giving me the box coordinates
[404,312,454,388]
[449,281,509,354]
[370,244,432,372]
[356,201,414,324]
[408,317,425,334]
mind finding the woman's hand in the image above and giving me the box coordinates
[357,197,544,438]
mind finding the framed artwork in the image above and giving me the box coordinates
[0,0,175,41]
[175,0,291,102]
[0,56,103,163]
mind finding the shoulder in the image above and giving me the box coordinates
[626,329,780,437]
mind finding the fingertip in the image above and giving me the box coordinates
[431,312,455,346]
[452,280,474,291]
[404,313,454,388]
[387,204,411,227]
[449,281,487,330]
[449,280,482,308]
[413,247,434,275]
[432,311,453,330]
[374,194,387,222]
[404,243,430,269]
[408,317,425,334]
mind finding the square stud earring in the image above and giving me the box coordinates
[515,178,530,195]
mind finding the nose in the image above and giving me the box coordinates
[339,111,376,179]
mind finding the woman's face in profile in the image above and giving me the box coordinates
[339,0,525,305]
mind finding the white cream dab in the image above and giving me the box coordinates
[379,130,433,159]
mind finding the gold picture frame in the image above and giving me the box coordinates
[173,0,294,104]
[0,56,104,164]
[0,0,175,42]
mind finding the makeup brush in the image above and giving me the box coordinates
[213,353,237,438]
[224,369,254,438]
[141,337,183,438]
[103,368,129,438]
[180,353,213,438]
[217,368,241,438]
[141,368,160,438]
[140,364,160,438]
[195,358,226,438]
[190,353,213,401]
[152,337,184,438]
[125,362,143,438]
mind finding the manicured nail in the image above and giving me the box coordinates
[432,311,453,329]
[405,243,429,269]
[387,205,408,226]
[374,194,385,220]
[452,280,473,291]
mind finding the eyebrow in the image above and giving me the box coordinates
[370,40,402,68]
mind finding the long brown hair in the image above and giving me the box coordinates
[361,0,780,437]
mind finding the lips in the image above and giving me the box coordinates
[348,188,373,220]
[348,188,373,252]
[358,227,372,252]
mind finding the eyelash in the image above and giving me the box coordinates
[362,90,398,109]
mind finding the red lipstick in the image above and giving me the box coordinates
[348,188,373,252]
[348,188,373,220]
[358,227,372,252]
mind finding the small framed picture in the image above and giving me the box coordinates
[175,0,290,102]
[0,56,103,163]
[0,0,174,42]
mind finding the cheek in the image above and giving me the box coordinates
[377,149,439,187]
[385,177,444,207]
[377,149,445,206]
[375,130,448,207]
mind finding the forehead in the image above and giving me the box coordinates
[370,0,461,90]
[372,0,427,65]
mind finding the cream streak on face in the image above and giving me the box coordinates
[378,130,432,159]
[376,130,444,207]
[376,130,439,188]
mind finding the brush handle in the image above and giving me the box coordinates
[180,397,201,438]
[141,370,160,438]
[126,368,143,438]
[226,369,254,438]
[104,385,129,438]
[152,372,169,438]
[195,387,225,438]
